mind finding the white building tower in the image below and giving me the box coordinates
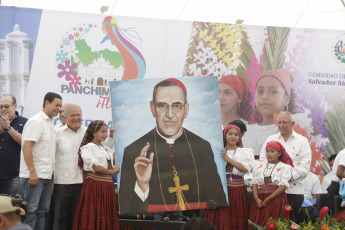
[0,24,34,110]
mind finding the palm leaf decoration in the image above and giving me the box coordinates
[325,92,345,158]
[235,24,255,86]
[262,26,291,71]
[182,21,255,87]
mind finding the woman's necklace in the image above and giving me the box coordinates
[263,162,278,185]
[226,147,237,173]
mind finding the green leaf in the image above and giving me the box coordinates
[248,220,265,230]
[263,26,290,71]
[305,207,312,223]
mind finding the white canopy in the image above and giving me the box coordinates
[2,0,345,30]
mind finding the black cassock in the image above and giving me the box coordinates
[119,128,227,214]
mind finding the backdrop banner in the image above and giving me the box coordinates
[1,5,345,190]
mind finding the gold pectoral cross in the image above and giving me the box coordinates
[168,168,189,210]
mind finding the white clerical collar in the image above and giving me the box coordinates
[155,127,183,145]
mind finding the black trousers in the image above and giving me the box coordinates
[327,181,340,214]
[287,194,304,223]
[53,184,82,230]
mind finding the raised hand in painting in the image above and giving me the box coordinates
[134,142,154,193]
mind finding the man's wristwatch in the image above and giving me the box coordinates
[5,125,11,131]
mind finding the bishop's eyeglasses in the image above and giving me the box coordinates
[156,102,186,114]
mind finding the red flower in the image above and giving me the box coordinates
[284,204,292,221]
[320,206,329,221]
[267,222,276,230]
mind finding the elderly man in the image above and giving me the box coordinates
[20,92,62,230]
[55,103,71,128]
[119,78,227,214]
[0,95,28,197]
[53,104,85,230]
[259,111,311,223]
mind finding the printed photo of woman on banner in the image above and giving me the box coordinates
[110,76,228,214]
[183,22,331,177]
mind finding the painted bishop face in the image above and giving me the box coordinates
[150,85,189,139]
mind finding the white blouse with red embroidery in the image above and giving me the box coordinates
[251,161,292,187]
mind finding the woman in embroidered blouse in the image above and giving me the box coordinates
[205,124,254,230]
[249,140,294,227]
[73,120,120,230]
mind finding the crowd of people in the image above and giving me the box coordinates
[0,73,345,230]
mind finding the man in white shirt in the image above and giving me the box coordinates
[53,104,85,230]
[327,149,345,213]
[259,111,311,223]
[19,92,62,230]
[55,103,71,129]
[321,154,337,193]
[297,171,322,223]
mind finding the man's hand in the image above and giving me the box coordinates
[0,115,10,130]
[29,171,39,186]
[134,142,154,192]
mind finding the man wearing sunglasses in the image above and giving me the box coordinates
[0,94,28,198]
[119,78,227,215]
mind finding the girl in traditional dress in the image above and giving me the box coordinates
[219,75,251,127]
[249,140,294,226]
[205,124,254,230]
[73,120,120,230]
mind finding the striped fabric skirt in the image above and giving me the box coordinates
[73,172,119,230]
[249,184,287,227]
[205,174,250,230]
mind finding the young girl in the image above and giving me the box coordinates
[249,141,294,226]
[219,75,251,127]
[205,124,254,230]
[243,69,294,155]
[73,120,120,230]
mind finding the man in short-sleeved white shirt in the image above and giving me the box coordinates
[20,92,62,230]
[303,171,322,199]
[259,111,311,223]
[297,171,322,222]
[53,104,85,230]
[327,149,345,212]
